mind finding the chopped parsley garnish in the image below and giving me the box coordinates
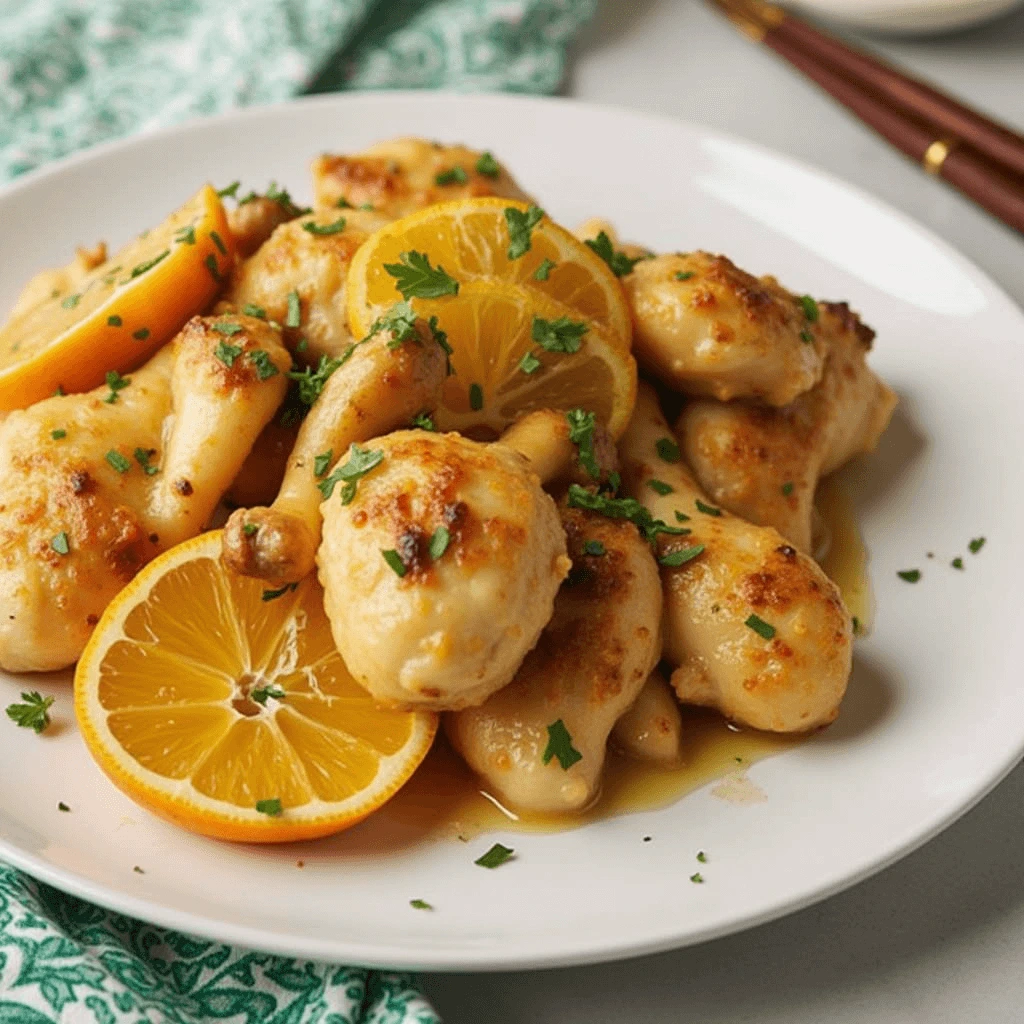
[359,202,375,211]
[675,270,695,281]
[314,450,333,477]
[469,383,484,411]
[411,411,435,431]
[532,315,588,354]
[6,691,54,734]
[243,523,259,537]
[518,351,541,375]
[533,257,556,281]
[242,303,266,319]
[409,898,433,910]
[262,583,298,602]
[648,479,673,496]
[382,549,407,577]
[217,181,241,199]
[435,166,468,186]
[566,485,688,545]
[288,354,343,407]
[103,370,131,404]
[969,537,986,554]
[952,556,964,570]
[174,225,196,245]
[213,320,243,336]
[61,293,80,309]
[800,295,819,322]
[204,254,222,282]
[695,498,722,517]
[383,251,460,300]
[107,315,123,327]
[295,338,308,352]
[690,872,704,884]
[585,230,642,277]
[851,616,861,634]
[50,429,66,440]
[251,684,286,705]
[429,526,451,561]
[675,511,691,522]
[50,531,70,555]
[318,443,384,501]
[302,216,346,236]
[132,327,150,341]
[210,230,228,255]
[58,802,70,812]
[659,544,704,568]
[566,408,601,480]
[475,151,500,177]
[475,843,515,869]
[255,798,283,816]
[130,250,170,279]
[655,437,680,463]
[583,539,606,556]
[248,350,279,380]
[369,300,419,347]
[800,330,813,344]
[265,181,312,217]
[781,481,794,496]
[897,569,921,582]
[134,448,160,475]
[428,315,454,375]
[336,197,352,208]
[543,718,583,769]
[54,386,65,396]
[696,851,707,863]
[744,614,776,640]
[214,340,243,367]
[505,204,545,260]
[285,289,302,328]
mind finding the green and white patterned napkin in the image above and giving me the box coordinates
[0,0,597,1019]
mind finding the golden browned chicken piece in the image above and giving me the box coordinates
[624,253,830,406]
[311,138,531,218]
[226,207,393,366]
[610,668,684,766]
[677,301,897,553]
[0,314,290,672]
[222,319,448,585]
[620,383,852,733]
[446,502,662,813]
[226,194,300,259]
[317,422,572,711]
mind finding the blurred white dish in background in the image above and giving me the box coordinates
[788,0,1024,33]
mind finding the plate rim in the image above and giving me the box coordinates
[2,90,1023,972]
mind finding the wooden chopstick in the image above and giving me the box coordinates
[709,0,1024,236]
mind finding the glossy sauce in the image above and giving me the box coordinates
[379,484,870,840]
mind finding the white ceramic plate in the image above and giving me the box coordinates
[2,93,1023,972]
[788,0,1023,33]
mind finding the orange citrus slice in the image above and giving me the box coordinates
[346,198,636,436]
[74,531,437,843]
[0,185,234,410]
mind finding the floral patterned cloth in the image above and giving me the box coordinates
[0,1,597,1018]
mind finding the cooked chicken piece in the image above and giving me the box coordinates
[0,315,289,672]
[225,208,393,366]
[225,419,300,508]
[8,243,107,320]
[317,420,573,711]
[677,301,897,553]
[624,252,830,406]
[620,382,852,733]
[222,319,448,585]
[446,502,662,813]
[610,668,684,766]
[311,138,531,218]
[226,195,300,259]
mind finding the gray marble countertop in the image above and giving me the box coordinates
[425,2,1024,1019]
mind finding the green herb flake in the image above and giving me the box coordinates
[383,251,460,300]
[213,321,243,337]
[583,539,606,556]
[543,718,583,770]
[368,300,419,347]
[585,230,642,277]
[318,443,384,500]
[800,329,813,344]
[675,270,695,281]
[302,216,347,236]
[675,511,691,523]
[648,479,674,496]
[411,411,435,431]
[969,537,986,554]
[243,350,276,380]
[131,250,170,279]
[519,350,541,375]
[360,202,375,211]
[174,225,196,245]
[659,544,705,568]
[566,485,688,545]
[285,289,302,328]
[204,254,222,283]
[210,230,228,255]
[695,498,722,517]
[505,204,545,260]
[242,303,266,319]
[261,583,298,602]
[336,197,352,209]
[897,569,921,583]
[532,315,588,354]
[655,437,680,463]
[289,354,343,407]
[103,370,131,404]
[217,181,241,199]
[690,872,705,884]
[295,338,308,352]
[133,448,160,476]
[475,843,515,869]
[800,295,819,322]
[952,556,964,570]
[61,293,81,309]
[5,691,54,734]
[243,523,259,537]
[469,383,484,411]
[382,549,407,577]
[435,166,468,186]
[696,851,707,863]
[58,802,70,812]
[852,615,861,635]
[781,481,794,496]
[214,341,243,368]
[314,450,333,478]
[475,151,500,177]
[251,684,286,706]
[410,898,433,910]
[566,408,601,480]
[132,327,150,341]
[50,531,70,555]
[107,315,123,327]
[255,798,283,816]
[744,613,777,640]
[533,257,556,281]
[50,429,66,440]
[429,526,451,561]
